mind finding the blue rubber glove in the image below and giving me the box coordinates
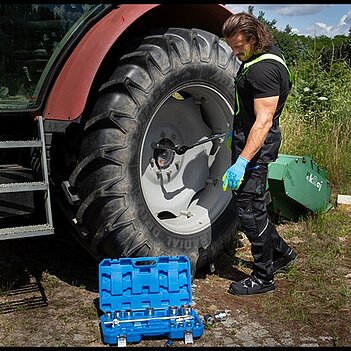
[222,155,249,191]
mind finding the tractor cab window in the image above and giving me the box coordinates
[0,4,106,110]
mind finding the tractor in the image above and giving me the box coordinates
[0,4,240,275]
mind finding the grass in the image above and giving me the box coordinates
[0,282,15,295]
[79,303,98,320]
[280,58,351,194]
[274,59,351,344]
[258,208,351,345]
[280,110,351,193]
[225,208,350,345]
[71,280,86,289]
[41,272,60,290]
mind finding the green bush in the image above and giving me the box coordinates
[280,50,351,194]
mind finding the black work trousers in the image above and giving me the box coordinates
[233,164,290,281]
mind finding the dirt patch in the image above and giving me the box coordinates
[0,225,346,347]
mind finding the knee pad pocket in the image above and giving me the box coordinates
[237,197,269,239]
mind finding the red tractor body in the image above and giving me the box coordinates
[0,4,238,275]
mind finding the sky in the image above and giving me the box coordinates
[224,4,351,38]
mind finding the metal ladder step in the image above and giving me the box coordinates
[0,181,48,193]
[0,140,42,148]
[0,116,54,239]
[0,224,54,240]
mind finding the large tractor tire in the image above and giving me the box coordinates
[69,28,239,275]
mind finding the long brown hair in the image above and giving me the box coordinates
[222,12,273,53]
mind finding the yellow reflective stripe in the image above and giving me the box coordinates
[235,53,292,115]
[235,88,240,115]
[226,129,233,150]
[243,53,292,82]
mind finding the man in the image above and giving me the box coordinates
[222,12,297,295]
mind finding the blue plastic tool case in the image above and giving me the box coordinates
[99,255,204,346]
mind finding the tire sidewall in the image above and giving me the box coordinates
[126,60,236,257]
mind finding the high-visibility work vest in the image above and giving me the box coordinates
[235,53,292,115]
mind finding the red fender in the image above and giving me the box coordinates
[43,4,233,121]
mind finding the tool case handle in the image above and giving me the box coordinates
[131,257,158,267]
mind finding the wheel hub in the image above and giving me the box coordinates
[140,84,233,235]
[154,138,175,169]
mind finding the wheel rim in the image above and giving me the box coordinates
[140,83,234,235]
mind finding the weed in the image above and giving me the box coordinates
[58,340,68,347]
[280,264,299,280]
[259,208,351,344]
[332,327,341,347]
[232,257,252,272]
[79,303,98,320]
[0,281,15,295]
[339,286,351,298]
[70,280,86,289]
[204,322,214,330]
[42,273,60,289]
[281,57,351,194]
[228,329,237,336]
[57,314,70,323]
[15,304,29,313]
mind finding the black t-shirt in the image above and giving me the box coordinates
[233,44,291,164]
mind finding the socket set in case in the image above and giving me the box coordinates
[99,255,204,346]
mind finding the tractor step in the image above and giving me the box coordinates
[0,181,48,193]
[0,140,42,148]
[0,116,54,240]
[0,224,54,240]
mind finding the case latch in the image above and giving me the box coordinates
[184,330,193,344]
[117,335,126,347]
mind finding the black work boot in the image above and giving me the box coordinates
[272,248,297,274]
[228,274,275,296]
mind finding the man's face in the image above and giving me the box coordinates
[226,32,256,62]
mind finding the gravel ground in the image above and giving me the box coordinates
[0,228,335,347]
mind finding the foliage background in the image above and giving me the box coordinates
[251,6,351,195]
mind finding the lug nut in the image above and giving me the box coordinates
[214,311,227,322]
[204,313,215,326]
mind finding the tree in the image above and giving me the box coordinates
[257,10,277,30]
[247,6,351,69]
[284,24,293,35]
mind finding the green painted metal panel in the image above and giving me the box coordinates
[267,154,331,220]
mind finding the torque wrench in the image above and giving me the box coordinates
[151,132,225,155]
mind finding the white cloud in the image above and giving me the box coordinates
[269,5,331,16]
[225,5,351,38]
[226,4,331,17]
[226,5,251,14]
[305,10,351,37]
[334,10,351,34]
[306,22,333,36]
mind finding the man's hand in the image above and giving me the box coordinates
[222,155,249,191]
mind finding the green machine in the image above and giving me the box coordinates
[267,154,332,221]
